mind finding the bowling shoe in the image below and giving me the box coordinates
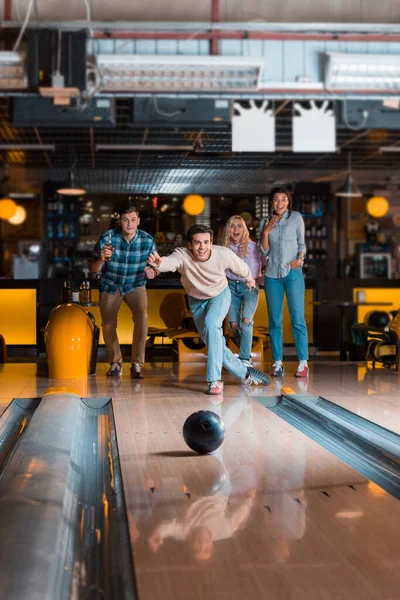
[131,363,144,379]
[294,363,309,378]
[207,381,224,395]
[106,362,122,377]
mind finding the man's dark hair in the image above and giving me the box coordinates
[119,205,139,217]
[187,224,214,243]
[268,186,293,218]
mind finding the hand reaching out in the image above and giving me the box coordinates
[147,251,163,268]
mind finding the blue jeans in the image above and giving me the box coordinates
[188,287,247,383]
[264,268,309,362]
[227,280,260,361]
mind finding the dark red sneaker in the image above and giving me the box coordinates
[294,364,309,378]
[130,363,144,379]
[207,381,224,395]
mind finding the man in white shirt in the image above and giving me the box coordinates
[146,224,270,395]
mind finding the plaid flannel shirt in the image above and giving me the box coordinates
[93,228,156,294]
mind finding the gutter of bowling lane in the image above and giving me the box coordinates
[254,393,400,499]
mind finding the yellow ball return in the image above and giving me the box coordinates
[45,303,99,378]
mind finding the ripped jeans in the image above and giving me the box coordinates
[227,280,260,361]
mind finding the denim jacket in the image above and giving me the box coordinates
[260,210,306,279]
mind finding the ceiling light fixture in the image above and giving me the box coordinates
[57,169,86,196]
[95,54,263,92]
[0,51,27,89]
[325,52,400,91]
[335,152,362,198]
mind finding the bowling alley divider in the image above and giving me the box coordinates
[254,392,400,499]
[0,391,137,599]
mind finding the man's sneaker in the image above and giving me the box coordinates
[240,358,253,368]
[243,367,270,386]
[207,381,224,395]
[106,362,122,377]
[295,363,309,378]
[271,362,284,377]
[131,363,144,379]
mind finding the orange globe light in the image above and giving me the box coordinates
[8,205,27,225]
[0,198,17,220]
[183,194,205,216]
[366,196,389,218]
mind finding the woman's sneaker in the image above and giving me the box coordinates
[271,362,284,377]
[207,381,224,395]
[131,363,144,379]
[106,362,122,377]
[243,367,270,386]
[295,363,309,378]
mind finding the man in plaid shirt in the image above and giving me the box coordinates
[91,205,156,378]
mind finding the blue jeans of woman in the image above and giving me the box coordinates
[188,286,247,383]
[227,280,260,361]
[264,268,309,362]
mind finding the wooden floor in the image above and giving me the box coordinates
[1,360,400,599]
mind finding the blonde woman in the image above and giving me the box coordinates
[222,215,264,367]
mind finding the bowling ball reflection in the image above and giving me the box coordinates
[183,410,225,454]
[181,455,227,497]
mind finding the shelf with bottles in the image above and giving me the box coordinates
[61,279,93,304]
[46,219,78,241]
[46,196,79,217]
[47,241,75,263]
[298,194,329,218]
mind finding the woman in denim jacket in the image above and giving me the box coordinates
[222,215,264,367]
[260,187,309,378]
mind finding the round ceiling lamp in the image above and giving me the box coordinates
[8,205,27,225]
[366,196,389,218]
[57,170,86,196]
[183,194,205,216]
[0,198,17,220]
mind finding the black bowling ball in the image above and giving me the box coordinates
[365,310,391,328]
[183,410,225,455]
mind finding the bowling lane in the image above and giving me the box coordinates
[109,369,400,600]
[293,362,400,435]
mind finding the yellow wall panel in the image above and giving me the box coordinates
[91,287,314,346]
[0,289,36,344]
[353,288,398,323]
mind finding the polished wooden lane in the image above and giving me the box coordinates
[1,361,400,599]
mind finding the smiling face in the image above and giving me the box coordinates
[272,193,289,217]
[188,232,212,262]
[121,210,140,240]
[229,217,245,244]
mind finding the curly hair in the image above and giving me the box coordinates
[221,215,250,258]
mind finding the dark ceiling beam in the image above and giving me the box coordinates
[177,129,203,168]
[89,128,96,169]
[135,128,149,168]
[33,128,53,168]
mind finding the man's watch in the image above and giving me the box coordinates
[298,256,305,265]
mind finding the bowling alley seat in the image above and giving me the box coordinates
[0,334,6,363]
[351,309,400,369]
[223,318,271,364]
[147,293,207,362]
